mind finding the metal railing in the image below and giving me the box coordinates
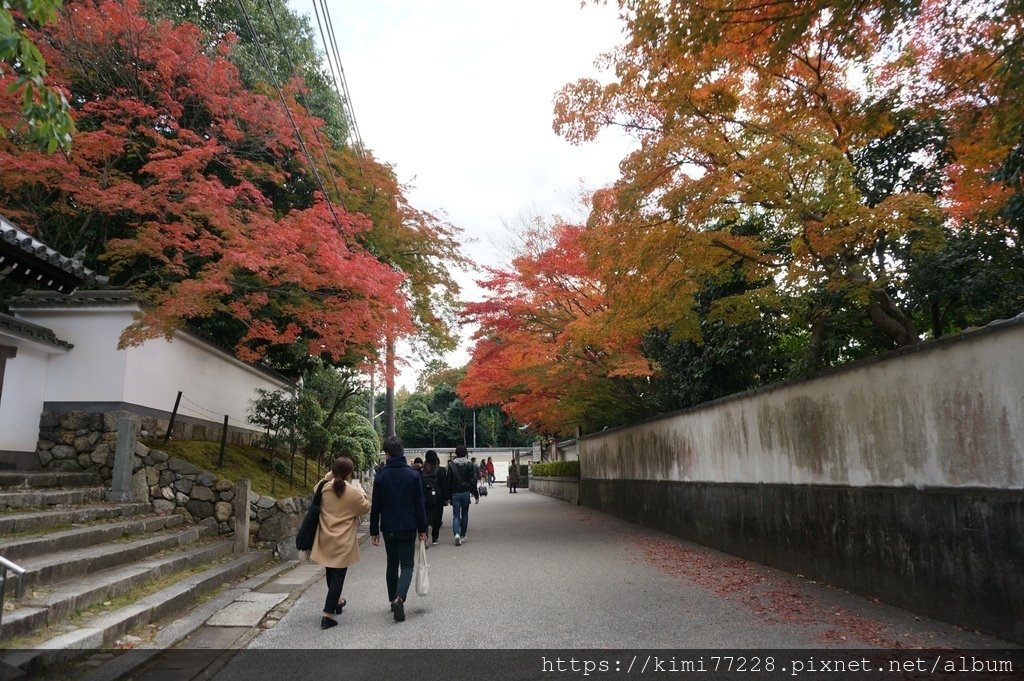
[0,555,27,632]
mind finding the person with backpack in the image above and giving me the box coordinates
[445,444,479,546]
[420,449,448,546]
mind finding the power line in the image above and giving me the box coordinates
[260,0,348,210]
[311,0,365,159]
[231,0,348,232]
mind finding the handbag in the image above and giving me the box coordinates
[295,480,327,552]
[414,538,430,596]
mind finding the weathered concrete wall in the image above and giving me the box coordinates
[578,316,1024,643]
[529,476,579,505]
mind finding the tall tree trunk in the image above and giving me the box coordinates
[868,288,920,346]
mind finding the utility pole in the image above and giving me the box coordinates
[385,340,396,438]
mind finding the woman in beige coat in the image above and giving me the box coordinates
[311,456,371,629]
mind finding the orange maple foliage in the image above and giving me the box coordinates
[458,220,652,435]
[0,0,414,364]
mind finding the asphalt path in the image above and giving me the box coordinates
[217,488,1010,650]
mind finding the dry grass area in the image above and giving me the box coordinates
[141,439,326,498]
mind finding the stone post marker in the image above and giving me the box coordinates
[106,416,140,502]
[234,478,251,554]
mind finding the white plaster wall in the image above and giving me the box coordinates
[0,344,51,452]
[17,309,130,402]
[13,305,288,428]
[582,324,1024,490]
[123,333,287,427]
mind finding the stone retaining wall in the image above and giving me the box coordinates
[35,409,310,555]
[529,476,579,505]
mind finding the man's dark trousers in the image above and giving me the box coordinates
[383,530,417,601]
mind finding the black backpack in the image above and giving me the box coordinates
[422,473,438,507]
[450,461,475,492]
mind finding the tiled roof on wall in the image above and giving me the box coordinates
[0,312,73,350]
[0,215,109,292]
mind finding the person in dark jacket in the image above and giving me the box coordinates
[370,436,428,622]
[420,449,448,545]
[445,444,479,546]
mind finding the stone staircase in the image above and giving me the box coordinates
[0,470,275,675]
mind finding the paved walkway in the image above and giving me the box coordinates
[94,488,1018,681]
[231,489,1007,651]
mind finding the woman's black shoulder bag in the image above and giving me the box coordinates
[295,480,327,551]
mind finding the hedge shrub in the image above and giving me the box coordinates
[531,460,580,478]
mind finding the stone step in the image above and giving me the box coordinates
[5,524,218,595]
[0,502,152,536]
[0,539,238,642]
[1,549,275,675]
[0,487,106,510]
[0,471,100,490]
[0,514,185,562]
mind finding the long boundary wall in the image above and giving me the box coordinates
[579,316,1024,644]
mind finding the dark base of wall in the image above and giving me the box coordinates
[42,402,260,446]
[581,479,1024,645]
[0,450,40,471]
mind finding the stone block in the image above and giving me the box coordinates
[174,507,194,523]
[145,467,159,487]
[196,472,217,487]
[90,448,108,465]
[103,411,135,432]
[50,444,76,459]
[214,479,233,492]
[275,498,298,514]
[37,439,55,451]
[38,449,54,466]
[175,492,189,505]
[60,432,76,446]
[174,478,194,495]
[77,454,92,468]
[73,436,93,452]
[190,486,215,502]
[158,470,175,486]
[152,499,175,515]
[51,459,82,472]
[220,491,235,501]
[160,486,175,501]
[256,512,298,541]
[186,499,214,520]
[60,412,92,431]
[135,441,150,458]
[131,469,149,501]
[88,431,102,445]
[167,457,200,475]
[256,496,276,510]
[214,501,233,522]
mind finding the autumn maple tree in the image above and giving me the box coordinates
[0,0,413,364]
[459,218,655,434]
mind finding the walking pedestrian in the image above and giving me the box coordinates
[370,436,428,622]
[507,459,521,494]
[446,444,479,546]
[420,449,448,546]
[486,457,495,487]
[310,456,371,630]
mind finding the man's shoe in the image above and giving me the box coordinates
[334,598,346,614]
[431,540,439,545]
[455,535,462,546]
[321,616,337,629]
[391,597,406,622]
[460,535,467,544]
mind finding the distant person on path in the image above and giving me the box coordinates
[446,444,479,545]
[370,436,428,622]
[311,456,371,630]
[486,457,495,487]
[420,449,448,545]
[506,459,520,494]
[412,457,423,471]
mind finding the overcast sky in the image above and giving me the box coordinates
[314,0,634,388]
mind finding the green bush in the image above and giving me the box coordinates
[531,460,580,478]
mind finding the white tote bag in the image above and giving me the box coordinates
[415,538,430,596]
